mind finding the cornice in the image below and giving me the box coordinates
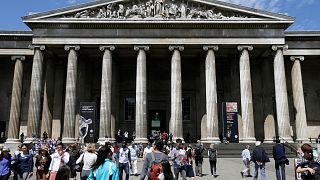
[25,21,291,29]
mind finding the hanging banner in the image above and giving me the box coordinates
[222,102,239,143]
[79,102,96,143]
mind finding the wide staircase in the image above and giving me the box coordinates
[199,136,299,158]
[209,142,298,158]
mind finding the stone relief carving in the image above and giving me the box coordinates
[64,0,254,20]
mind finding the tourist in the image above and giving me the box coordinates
[208,144,218,177]
[273,139,288,180]
[118,141,131,180]
[241,145,252,177]
[15,144,34,180]
[296,143,320,180]
[143,142,153,159]
[170,138,187,180]
[87,146,119,180]
[251,141,269,180]
[35,146,51,180]
[194,140,204,177]
[55,165,70,180]
[158,161,174,180]
[185,145,195,179]
[140,140,168,179]
[0,147,13,180]
[128,142,139,176]
[76,143,97,180]
[68,144,80,179]
[48,143,70,180]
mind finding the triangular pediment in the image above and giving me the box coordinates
[23,0,294,22]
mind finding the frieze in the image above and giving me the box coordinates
[60,0,263,20]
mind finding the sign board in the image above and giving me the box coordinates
[79,102,96,143]
[222,102,239,143]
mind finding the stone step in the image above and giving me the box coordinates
[199,143,298,158]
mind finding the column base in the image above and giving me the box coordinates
[5,139,21,154]
[134,138,148,144]
[263,138,275,143]
[97,138,116,144]
[202,137,220,144]
[240,137,257,143]
[62,137,76,144]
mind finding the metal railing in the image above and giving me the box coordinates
[276,136,298,156]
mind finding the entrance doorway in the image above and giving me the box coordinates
[148,110,166,136]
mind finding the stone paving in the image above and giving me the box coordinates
[20,157,297,180]
[129,158,297,180]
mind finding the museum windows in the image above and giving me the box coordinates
[125,97,135,121]
[182,97,191,121]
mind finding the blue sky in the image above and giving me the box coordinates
[0,0,319,31]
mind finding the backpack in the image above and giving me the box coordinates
[194,146,203,157]
[149,152,164,180]
[209,149,217,161]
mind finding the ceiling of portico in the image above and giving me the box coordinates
[23,0,294,28]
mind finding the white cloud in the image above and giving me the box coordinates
[68,0,77,4]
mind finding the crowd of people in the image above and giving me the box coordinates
[0,134,319,180]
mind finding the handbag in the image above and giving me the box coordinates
[75,153,85,172]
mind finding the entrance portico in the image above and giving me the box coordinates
[1,0,319,146]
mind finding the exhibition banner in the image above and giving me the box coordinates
[222,102,239,143]
[79,102,96,143]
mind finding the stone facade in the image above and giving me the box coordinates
[0,0,319,144]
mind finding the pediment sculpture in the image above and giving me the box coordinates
[61,0,259,20]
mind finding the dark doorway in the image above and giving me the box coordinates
[148,110,166,135]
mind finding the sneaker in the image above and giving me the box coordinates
[240,172,244,178]
[247,175,253,177]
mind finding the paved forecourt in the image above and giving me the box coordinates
[23,157,297,180]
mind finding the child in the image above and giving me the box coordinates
[158,161,174,180]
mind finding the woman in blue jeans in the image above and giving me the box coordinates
[15,144,33,180]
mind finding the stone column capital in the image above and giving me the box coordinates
[290,56,304,62]
[11,56,26,61]
[203,45,219,51]
[28,45,45,51]
[134,45,150,51]
[99,45,115,51]
[237,45,253,52]
[64,45,80,51]
[272,45,288,51]
[169,45,184,52]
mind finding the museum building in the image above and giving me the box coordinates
[0,0,319,145]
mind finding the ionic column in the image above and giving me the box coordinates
[203,46,220,143]
[272,45,292,142]
[238,46,256,143]
[169,45,184,141]
[290,56,308,142]
[98,45,115,143]
[134,45,149,143]
[41,58,54,138]
[26,45,45,141]
[62,45,80,143]
[7,56,25,143]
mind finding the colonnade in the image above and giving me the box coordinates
[5,44,309,144]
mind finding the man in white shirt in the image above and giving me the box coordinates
[143,143,153,159]
[128,142,138,176]
[48,143,70,180]
[241,145,252,177]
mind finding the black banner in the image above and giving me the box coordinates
[79,102,96,143]
[222,102,239,143]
